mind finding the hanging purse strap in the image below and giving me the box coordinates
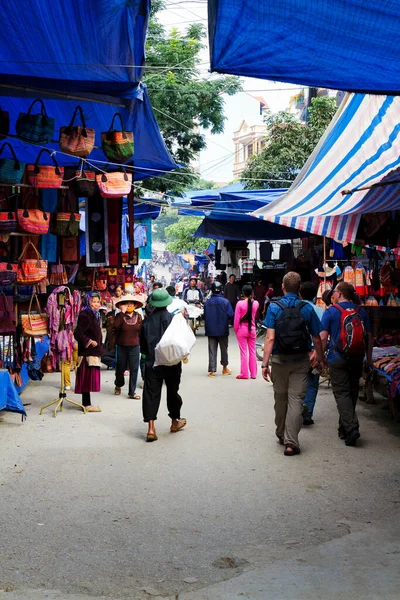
[26,99,47,117]
[107,112,127,140]
[33,148,61,175]
[18,240,43,263]
[21,191,48,220]
[0,241,13,267]
[0,142,21,169]
[0,190,16,220]
[101,167,129,183]
[28,293,43,317]
[66,105,88,137]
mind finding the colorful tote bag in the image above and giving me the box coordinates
[0,106,10,140]
[59,105,95,157]
[0,242,17,285]
[0,191,17,233]
[27,148,64,188]
[50,191,81,237]
[96,170,132,198]
[101,113,134,163]
[17,192,50,235]
[20,294,48,337]
[16,99,55,144]
[17,241,48,284]
[0,142,25,184]
[73,161,98,198]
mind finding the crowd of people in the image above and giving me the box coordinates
[70,268,372,452]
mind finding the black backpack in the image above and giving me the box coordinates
[274,300,310,354]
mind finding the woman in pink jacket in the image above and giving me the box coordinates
[234,285,259,379]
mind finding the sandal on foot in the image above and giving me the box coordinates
[114,386,121,395]
[128,394,141,400]
[208,372,216,378]
[146,431,158,442]
[236,375,248,379]
[170,418,187,433]
[222,368,232,376]
[284,445,300,456]
[86,406,101,413]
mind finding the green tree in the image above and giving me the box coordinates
[164,216,210,253]
[142,1,241,194]
[241,96,337,189]
[152,207,178,243]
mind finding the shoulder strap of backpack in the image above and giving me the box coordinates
[332,304,344,315]
[295,300,307,311]
[274,300,286,310]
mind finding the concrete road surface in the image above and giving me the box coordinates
[1,331,400,600]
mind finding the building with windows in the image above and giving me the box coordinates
[232,96,269,178]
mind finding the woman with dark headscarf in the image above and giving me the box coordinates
[234,285,259,380]
[74,292,104,412]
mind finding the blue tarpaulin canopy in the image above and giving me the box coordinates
[208,0,400,94]
[0,0,150,100]
[193,188,308,239]
[134,200,162,220]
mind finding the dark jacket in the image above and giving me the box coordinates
[224,282,240,305]
[140,308,173,364]
[204,294,234,337]
[113,312,142,347]
[74,310,104,357]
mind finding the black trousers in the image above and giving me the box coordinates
[329,357,363,437]
[142,361,182,422]
[82,392,91,407]
[115,345,140,395]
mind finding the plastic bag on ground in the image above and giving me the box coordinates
[154,313,196,367]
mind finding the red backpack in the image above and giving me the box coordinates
[333,304,366,357]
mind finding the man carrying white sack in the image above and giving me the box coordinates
[140,288,187,442]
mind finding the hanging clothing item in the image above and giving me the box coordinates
[343,266,355,286]
[279,243,293,262]
[241,258,254,274]
[46,287,81,369]
[355,262,368,297]
[259,242,273,261]
[134,223,146,248]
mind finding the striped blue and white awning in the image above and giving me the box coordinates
[252,94,400,243]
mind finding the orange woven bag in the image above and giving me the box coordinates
[17,241,48,284]
[96,171,132,198]
[59,105,95,157]
[27,148,64,188]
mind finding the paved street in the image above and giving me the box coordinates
[1,332,400,600]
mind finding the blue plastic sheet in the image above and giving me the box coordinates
[209,0,400,94]
[0,371,26,417]
[0,0,150,99]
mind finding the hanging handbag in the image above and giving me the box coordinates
[0,142,25,184]
[27,148,64,188]
[16,99,55,144]
[59,105,95,157]
[17,241,48,284]
[0,106,10,140]
[0,292,16,334]
[17,192,50,235]
[0,191,17,233]
[101,113,134,163]
[96,170,132,198]
[50,191,81,237]
[73,161,98,198]
[49,262,68,286]
[20,294,49,337]
[0,241,17,285]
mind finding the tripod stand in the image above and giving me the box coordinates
[40,369,87,418]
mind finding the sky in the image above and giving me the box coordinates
[158,1,303,183]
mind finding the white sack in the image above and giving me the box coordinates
[154,313,196,367]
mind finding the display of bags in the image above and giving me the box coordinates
[27,148,64,188]
[21,294,48,337]
[0,242,17,285]
[17,192,50,235]
[73,162,98,198]
[0,191,17,233]
[17,241,48,284]
[101,113,134,163]
[16,99,55,144]
[0,106,10,140]
[0,142,25,184]
[154,313,196,367]
[96,170,132,198]
[59,105,95,157]
[50,191,81,237]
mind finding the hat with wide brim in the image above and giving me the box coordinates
[115,293,144,308]
[149,288,173,308]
